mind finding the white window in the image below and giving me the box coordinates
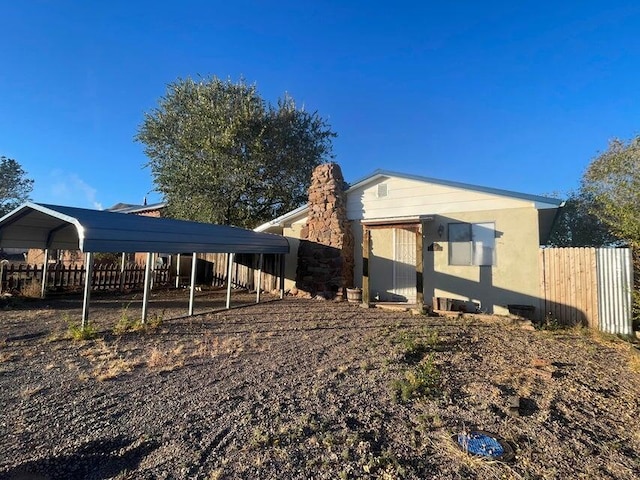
[448,222,495,266]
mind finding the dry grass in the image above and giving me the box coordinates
[19,281,42,298]
[428,430,518,479]
[192,334,245,358]
[0,351,21,363]
[628,345,640,373]
[78,339,141,380]
[94,358,139,381]
[146,345,184,372]
[20,385,45,400]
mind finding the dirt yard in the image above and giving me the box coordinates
[1,289,640,479]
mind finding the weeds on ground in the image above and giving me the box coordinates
[393,327,439,363]
[113,306,164,334]
[68,323,98,341]
[391,354,440,402]
[537,316,564,331]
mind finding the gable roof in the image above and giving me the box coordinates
[107,202,167,214]
[255,169,564,231]
[0,203,289,254]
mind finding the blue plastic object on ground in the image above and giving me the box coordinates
[457,432,505,457]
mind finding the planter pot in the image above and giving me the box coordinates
[346,288,362,303]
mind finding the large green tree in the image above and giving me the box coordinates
[547,189,618,247]
[582,136,640,322]
[136,76,336,228]
[582,137,640,245]
[0,156,33,216]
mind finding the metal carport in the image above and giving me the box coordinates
[0,202,289,326]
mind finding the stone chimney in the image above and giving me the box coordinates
[296,163,354,298]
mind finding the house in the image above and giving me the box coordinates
[255,164,564,316]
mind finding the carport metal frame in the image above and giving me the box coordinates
[0,203,289,326]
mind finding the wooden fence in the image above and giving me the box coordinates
[196,253,282,292]
[1,253,282,296]
[0,263,171,293]
[539,247,634,334]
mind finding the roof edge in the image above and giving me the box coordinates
[254,204,309,232]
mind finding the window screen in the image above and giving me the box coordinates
[448,222,495,266]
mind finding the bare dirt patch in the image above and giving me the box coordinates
[1,291,640,479]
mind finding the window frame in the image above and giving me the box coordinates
[447,222,496,266]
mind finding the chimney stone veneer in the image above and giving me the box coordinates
[295,163,354,298]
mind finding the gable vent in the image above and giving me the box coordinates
[377,183,388,198]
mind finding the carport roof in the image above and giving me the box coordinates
[0,202,289,254]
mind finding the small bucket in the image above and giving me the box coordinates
[346,288,362,303]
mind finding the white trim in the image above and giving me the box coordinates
[362,215,433,226]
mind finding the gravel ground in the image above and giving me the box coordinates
[1,289,640,479]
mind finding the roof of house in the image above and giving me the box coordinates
[0,203,289,254]
[107,202,167,214]
[255,169,565,231]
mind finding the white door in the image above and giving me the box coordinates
[393,228,416,302]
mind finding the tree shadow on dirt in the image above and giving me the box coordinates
[1,436,159,480]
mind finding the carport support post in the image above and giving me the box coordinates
[141,252,153,324]
[119,252,126,292]
[149,253,155,291]
[415,223,425,313]
[256,254,263,304]
[188,252,197,316]
[279,254,285,299]
[226,253,234,309]
[362,227,371,306]
[81,252,93,328]
[175,253,181,289]
[40,248,49,298]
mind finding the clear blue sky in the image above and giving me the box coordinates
[2,1,639,210]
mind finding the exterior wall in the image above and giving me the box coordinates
[282,224,303,292]
[347,176,535,220]
[265,174,550,311]
[423,207,541,314]
[351,222,363,289]
[345,206,541,312]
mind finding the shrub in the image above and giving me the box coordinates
[68,323,97,341]
[391,354,440,402]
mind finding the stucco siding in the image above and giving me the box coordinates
[282,225,302,291]
[423,207,541,314]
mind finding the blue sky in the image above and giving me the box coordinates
[2,1,639,210]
